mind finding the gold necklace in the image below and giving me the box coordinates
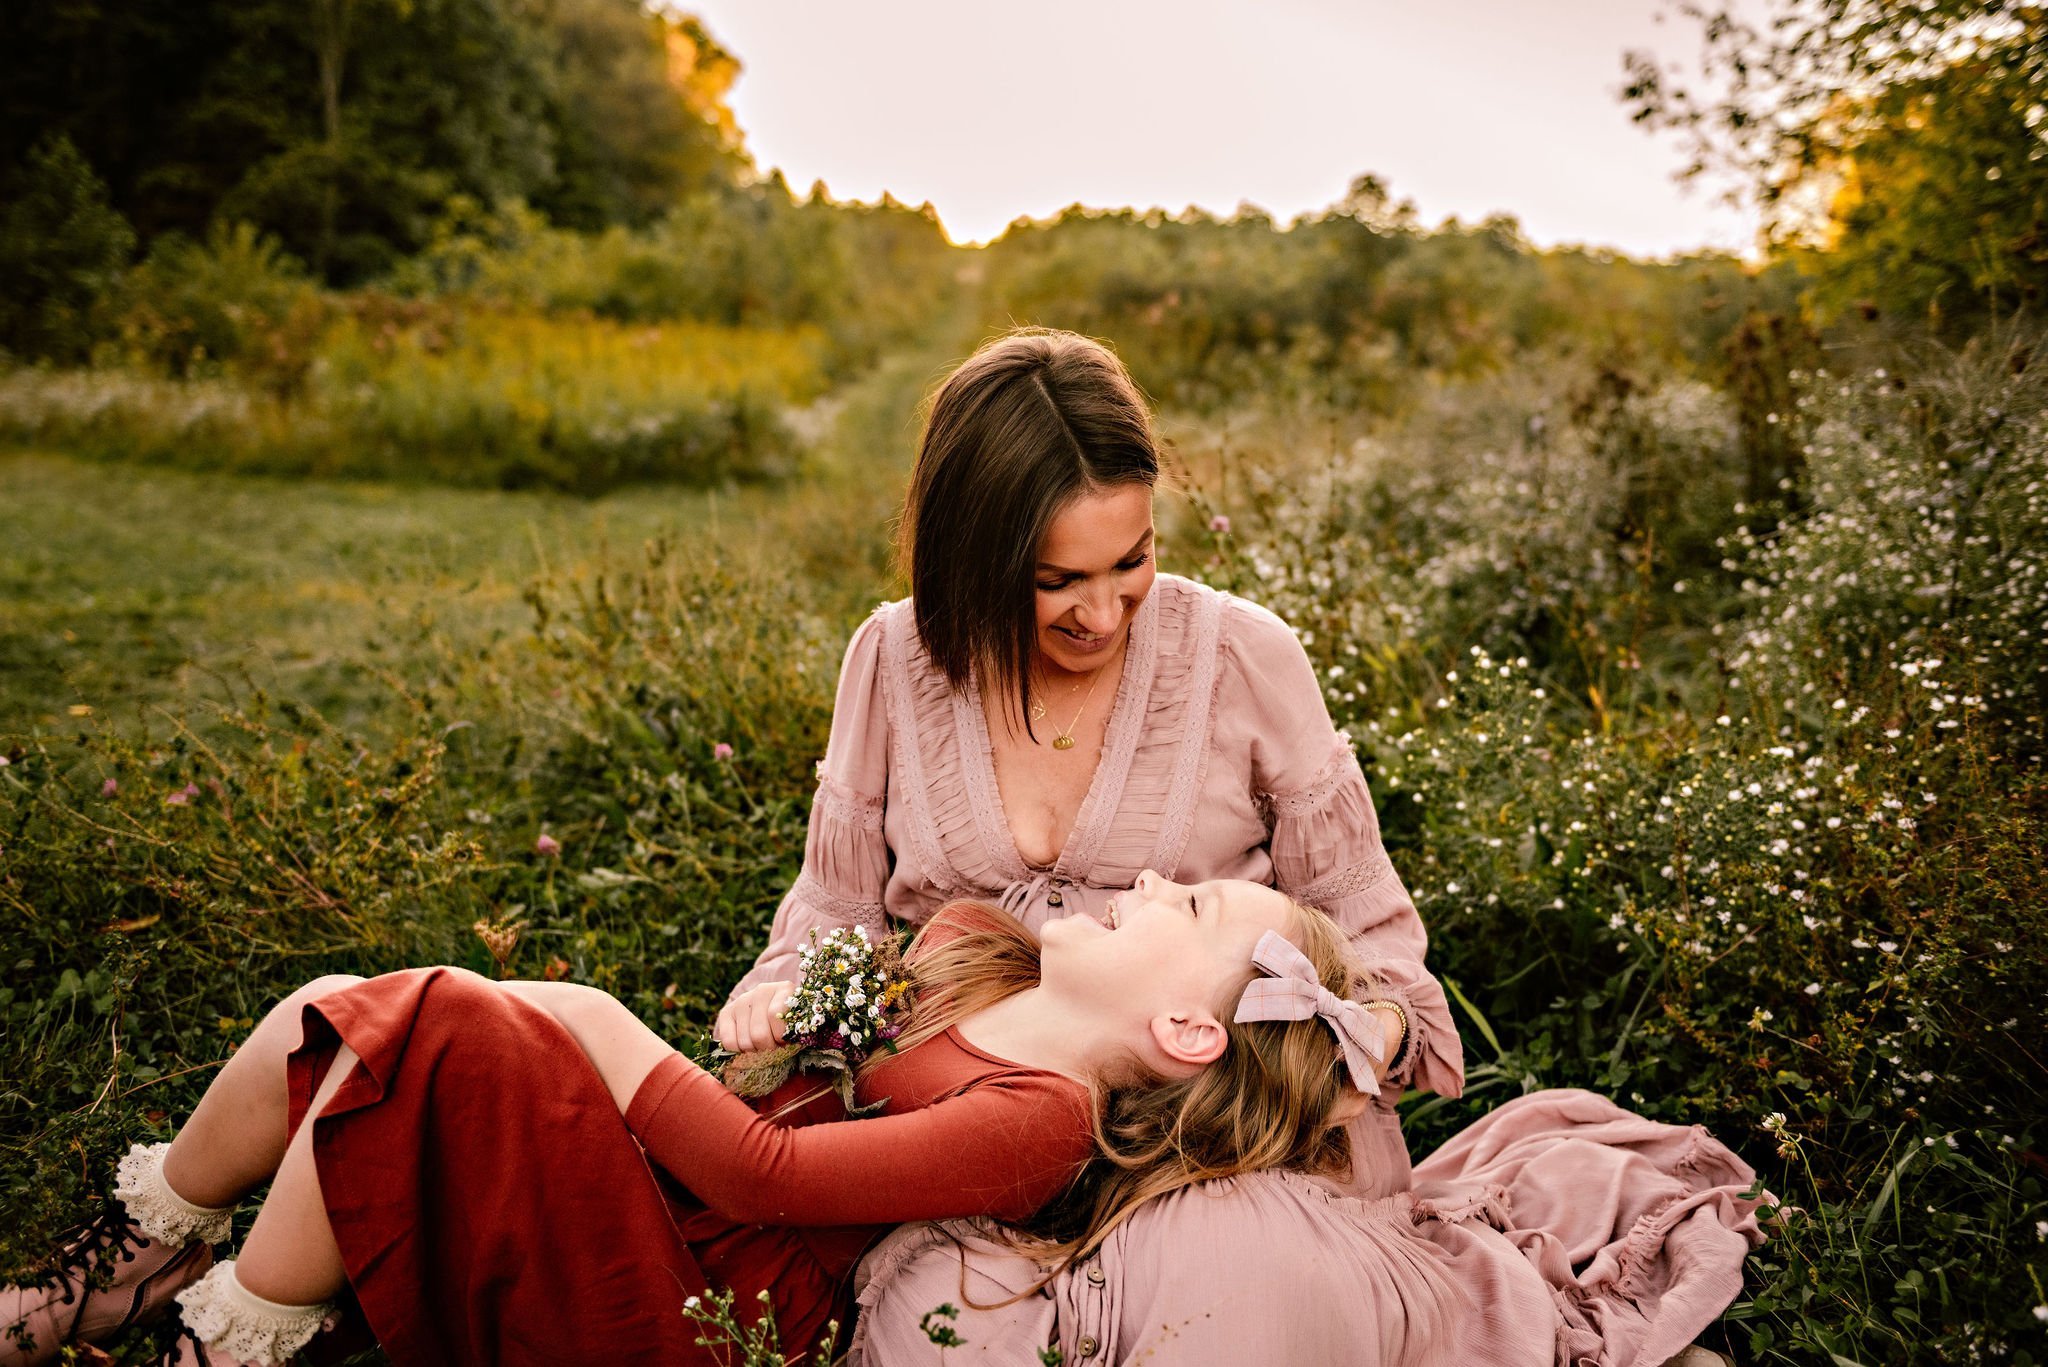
[1030,667,1105,751]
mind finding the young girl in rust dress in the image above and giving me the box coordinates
[3,872,1398,1366]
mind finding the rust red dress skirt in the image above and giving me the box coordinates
[284,967,834,1365]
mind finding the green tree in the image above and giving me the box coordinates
[0,0,237,239]
[1625,1,2048,327]
[529,1,748,230]
[206,0,559,282]
[1801,49,2048,323]
[0,135,136,362]
[0,0,753,283]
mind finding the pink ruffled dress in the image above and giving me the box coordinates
[847,1090,1769,1367]
[736,573,1465,1195]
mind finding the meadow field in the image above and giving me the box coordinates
[4,1,2046,1360]
[4,318,2044,1364]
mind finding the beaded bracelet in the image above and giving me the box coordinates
[1361,997,1411,1073]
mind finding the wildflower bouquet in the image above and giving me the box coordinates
[718,925,913,1116]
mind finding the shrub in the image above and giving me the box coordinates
[1206,334,2048,1365]
[114,222,330,392]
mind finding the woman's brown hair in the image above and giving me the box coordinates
[898,328,1160,734]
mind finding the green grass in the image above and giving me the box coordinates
[2,329,2044,1366]
[0,450,841,730]
[0,322,948,732]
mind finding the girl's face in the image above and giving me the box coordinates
[1033,483,1157,677]
[1039,871,1297,1066]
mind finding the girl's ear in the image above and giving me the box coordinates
[1149,1011,1227,1068]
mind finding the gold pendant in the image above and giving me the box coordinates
[1052,734,1076,751]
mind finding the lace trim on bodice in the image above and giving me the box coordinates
[1146,586,1226,878]
[876,580,1227,905]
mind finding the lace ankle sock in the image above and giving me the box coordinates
[113,1142,236,1246]
[174,1262,335,1366]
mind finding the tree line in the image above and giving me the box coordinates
[0,0,2040,374]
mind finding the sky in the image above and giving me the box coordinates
[681,0,1761,259]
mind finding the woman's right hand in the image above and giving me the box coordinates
[714,980,796,1053]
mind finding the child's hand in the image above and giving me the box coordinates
[714,981,795,1053]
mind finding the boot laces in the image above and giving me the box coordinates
[32,1205,147,1306]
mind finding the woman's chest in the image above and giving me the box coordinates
[983,705,1113,869]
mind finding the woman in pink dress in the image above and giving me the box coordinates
[716,327,1461,1200]
[719,328,1766,1364]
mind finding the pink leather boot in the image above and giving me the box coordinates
[1,1143,231,1367]
[0,1208,214,1367]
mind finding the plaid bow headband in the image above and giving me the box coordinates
[1233,931,1384,1095]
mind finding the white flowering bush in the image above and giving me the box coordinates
[1201,335,2048,1365]
[1181,362,1751,733]
[1724,337,2048,748]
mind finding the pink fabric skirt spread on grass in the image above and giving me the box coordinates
[848,1089,1769,1367]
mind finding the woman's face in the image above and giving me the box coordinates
[1039,870,1297,1037]
[1032,483,1157,677]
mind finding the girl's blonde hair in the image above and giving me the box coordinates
[885,896,1372,1268]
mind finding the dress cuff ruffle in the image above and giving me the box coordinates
[1358,958,1464,1099]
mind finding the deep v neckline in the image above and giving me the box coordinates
[953,591,1163,882]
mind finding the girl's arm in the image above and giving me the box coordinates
[624,1051,1094,1227]
[497,980,1096,1229]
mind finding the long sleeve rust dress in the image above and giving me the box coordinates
[285,909,1092,1365]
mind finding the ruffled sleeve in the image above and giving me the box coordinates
[1225,600,1464,1100]
[734,612,893,994]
